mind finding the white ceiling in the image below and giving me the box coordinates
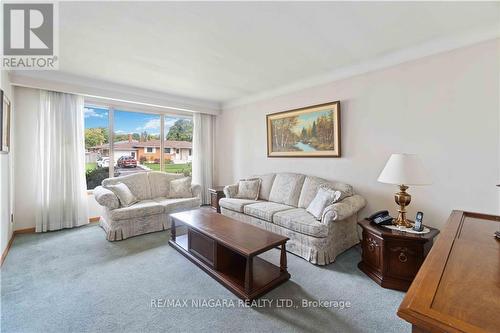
[17,2,500,105]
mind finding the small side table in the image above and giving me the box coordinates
[357,219,439,291]
[209,186,225,213]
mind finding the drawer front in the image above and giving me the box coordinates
[385,241,421,280]
[188,228,216,267]
[362,231,382,272]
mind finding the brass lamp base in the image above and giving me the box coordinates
[394,185,412,228]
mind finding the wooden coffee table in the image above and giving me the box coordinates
[169,209,290,300]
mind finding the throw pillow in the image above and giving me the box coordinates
[306,186,342,220]
[235,178,261,200]
[168,177,193,198]
[319,183,352,201]
[106,182,138,207]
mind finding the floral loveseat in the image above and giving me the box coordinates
[220,173,366,265]
[94,172,201,241]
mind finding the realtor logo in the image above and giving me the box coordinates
[2,2,58,69]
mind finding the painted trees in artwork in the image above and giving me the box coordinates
[270,109,335,152]
[314,113,335,149]
[298,112,335,150]
[271,116,300,151]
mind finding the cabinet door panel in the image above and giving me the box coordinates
[386,241,420,279]
[362,232,382,272]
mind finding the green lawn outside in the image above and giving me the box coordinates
[86,163,97,171]
[145,163,188,173]
[85,162,189,174]
[146,163,161,171]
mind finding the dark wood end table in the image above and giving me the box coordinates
[209,186,225,213]
[358,219,439,291]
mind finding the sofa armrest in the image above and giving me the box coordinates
[223,184,239,198]
[191,184,202,199]
[321,194,366,225]
[94,186,120,210]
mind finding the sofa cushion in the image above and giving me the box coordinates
[306,186,342,220]
[298,176,354,208]
[102,173,152,200]
[235,178,261,200]
[268,173,306,207]
[109,200,164,221]
[273,208,329,237]
[105,182,138,207]
[154,197,201,213]
[250,174,276,201]
[148,172,184,198]
[244,202,294,222]
[219,198,260,213]
[168,177,193,198]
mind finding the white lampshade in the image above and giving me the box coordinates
[378,153,431,185]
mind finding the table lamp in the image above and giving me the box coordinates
[378,154,431,228]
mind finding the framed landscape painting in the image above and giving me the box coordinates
[266,101,341,157]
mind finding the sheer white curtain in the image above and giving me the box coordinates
[35,91,89,232]
[192,112,214,205]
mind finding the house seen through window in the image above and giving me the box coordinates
[84,106,193,190]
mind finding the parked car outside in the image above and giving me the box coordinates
[117,156,137,168]
[97,157,110,168]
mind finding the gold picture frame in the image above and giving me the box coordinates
[1,90,11,154]
[266,101,341,157]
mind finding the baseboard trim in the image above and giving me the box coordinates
[1,233,15,266]
[1,227,36,266]
[1,217,102,266]
[14,227,36,234]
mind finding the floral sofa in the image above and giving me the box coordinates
[94,172,201,241]
[220,173,366,265]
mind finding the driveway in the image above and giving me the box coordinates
[114,166,148,176]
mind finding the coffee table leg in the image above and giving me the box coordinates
[245,257,253,293]
[280,243,287,272]
[171,218,176,242]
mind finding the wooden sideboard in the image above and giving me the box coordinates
[398,210,500,333]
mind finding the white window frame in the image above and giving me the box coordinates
[84,101,193,190]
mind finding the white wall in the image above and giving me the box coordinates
[216,39,500,229]
[13,87,40,230]
[13,87,103,230]
[1,71,14,256]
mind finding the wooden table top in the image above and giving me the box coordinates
[398,210,500,332]
[170,209,288,257]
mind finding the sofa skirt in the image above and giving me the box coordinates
[221,208,359,265]
[100,213,172,241]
